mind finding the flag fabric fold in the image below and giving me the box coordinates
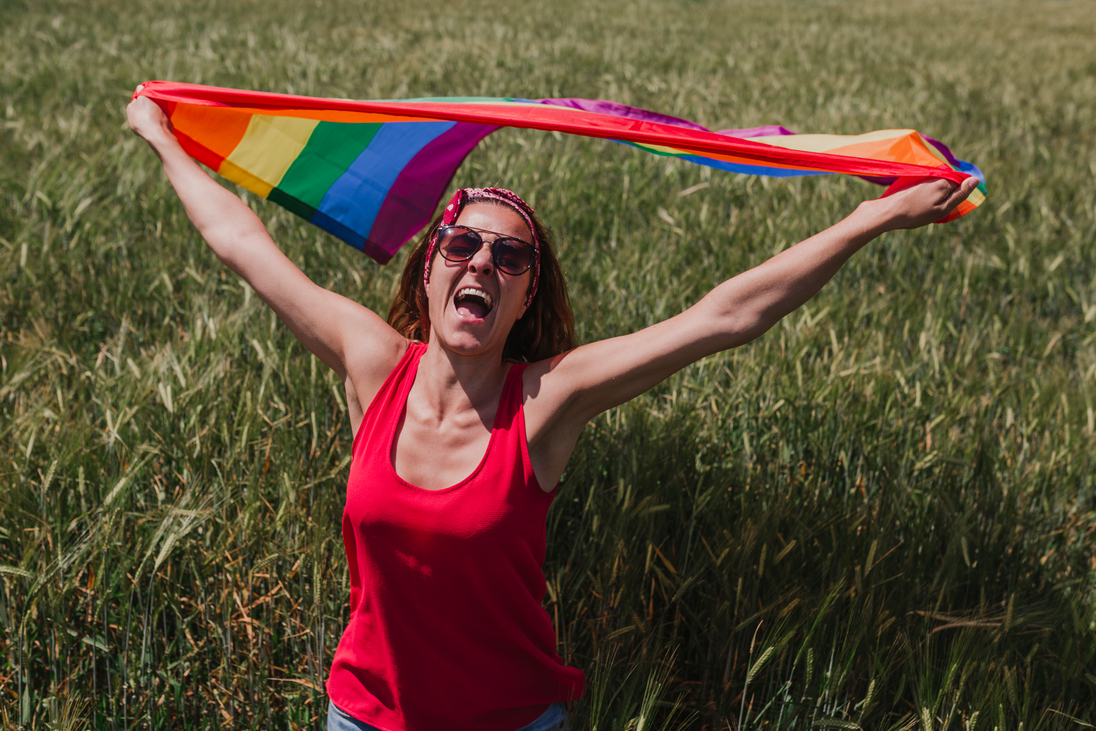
[134,81,985,263]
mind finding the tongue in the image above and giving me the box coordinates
[456,299,489,319]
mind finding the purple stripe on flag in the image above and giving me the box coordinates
[924,135,985,183]
[531,98,712,132]
[365,122,498,259]
[716,125,796,138]
[533,99,797,140]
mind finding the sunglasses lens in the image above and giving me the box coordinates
[438,228,483,260]
[493,239,534,275]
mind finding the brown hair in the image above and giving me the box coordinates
[387,201,577,362]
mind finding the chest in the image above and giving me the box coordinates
[392,401,496,491]
[346,387,542,547]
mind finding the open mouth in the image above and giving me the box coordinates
[454,287,495,319]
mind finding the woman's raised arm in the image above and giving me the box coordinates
[126,94,405,405]
[523,176,980,486]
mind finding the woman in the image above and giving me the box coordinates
[126,94,977,731]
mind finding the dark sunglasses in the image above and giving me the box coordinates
[436,225,538,276]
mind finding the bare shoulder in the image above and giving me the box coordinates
[520,349,588,449]
[343,326,412,409]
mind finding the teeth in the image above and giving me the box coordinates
[455,287,494,308]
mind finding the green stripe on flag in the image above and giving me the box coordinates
[274,121,382,209]
[267,188,316,222]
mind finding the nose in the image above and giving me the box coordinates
[466,237,495,275]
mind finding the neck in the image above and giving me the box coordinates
[416,340,511,418]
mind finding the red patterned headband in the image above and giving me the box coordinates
[423,187,541,307]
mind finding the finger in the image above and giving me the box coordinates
[933,177,981,223]
[950,176,979,206]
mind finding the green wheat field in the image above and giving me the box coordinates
[3,0,1095,728]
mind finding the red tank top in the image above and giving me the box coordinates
[327,343,585,731]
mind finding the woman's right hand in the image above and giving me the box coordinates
[126,91,176,148]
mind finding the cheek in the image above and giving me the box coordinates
[424,252,444,297]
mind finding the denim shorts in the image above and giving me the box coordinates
[327,699,568,731]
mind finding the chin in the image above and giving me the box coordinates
[435,326,495,357]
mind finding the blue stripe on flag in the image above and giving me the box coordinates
[316,121,457,238]
[679,155,831,178]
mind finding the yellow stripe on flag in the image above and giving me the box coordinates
[225,115,320,197]
[218,159,277,199]
[748,129,915,154]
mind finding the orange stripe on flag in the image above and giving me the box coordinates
[828,132,948,170]
[170,105,253,168]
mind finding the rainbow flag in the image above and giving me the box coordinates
[134,82,985,263]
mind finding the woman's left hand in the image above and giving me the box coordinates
[873,175,980,231]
